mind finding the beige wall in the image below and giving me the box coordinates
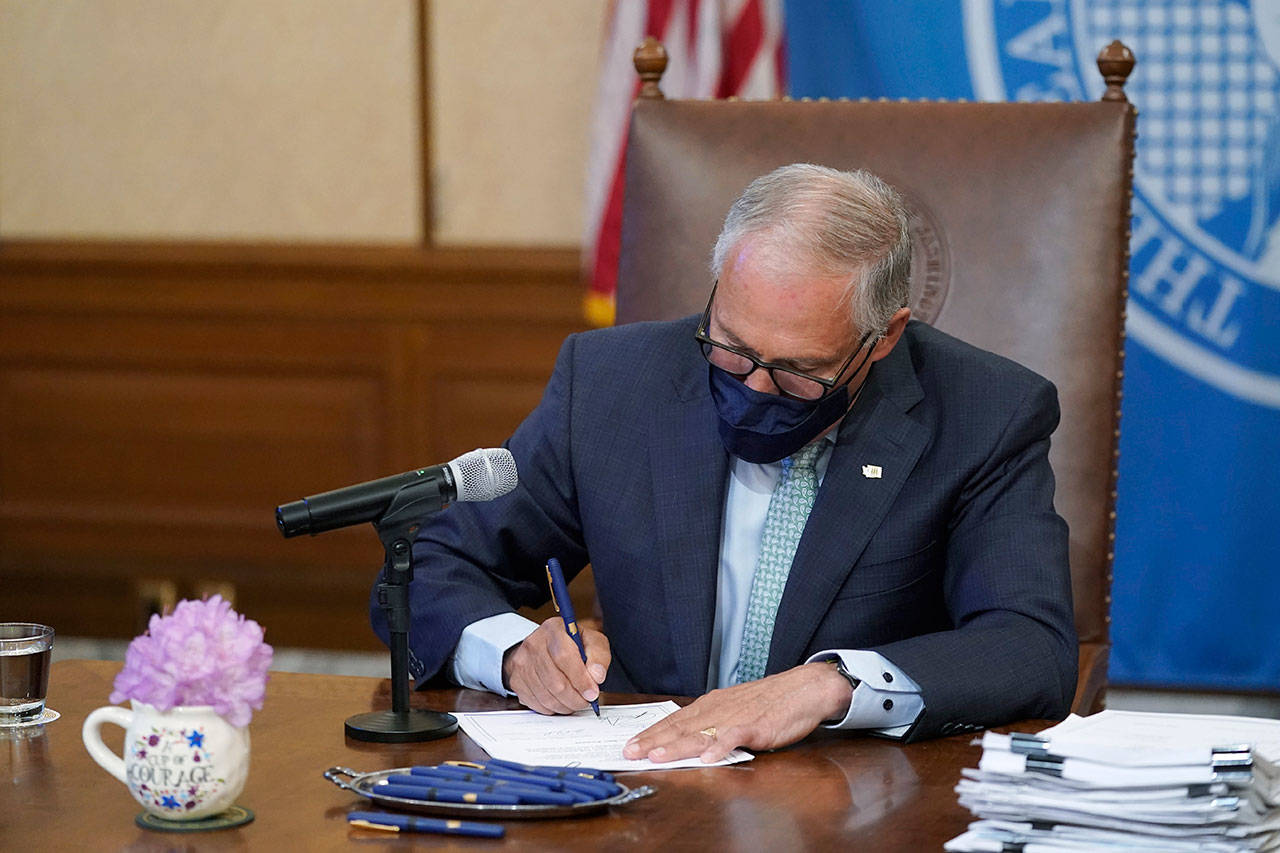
[0,0,604,247]
[428,0,606,246]
[0,0,422,243]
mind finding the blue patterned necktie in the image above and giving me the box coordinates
[735,440,825,683]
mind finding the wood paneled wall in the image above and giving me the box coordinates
[0,242,586,649]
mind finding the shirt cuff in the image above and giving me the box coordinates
[450,612,539,696]
[805,649,925,738]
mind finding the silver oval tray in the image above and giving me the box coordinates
[324,766,655,819]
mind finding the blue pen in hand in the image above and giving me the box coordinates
[545,557,601,717]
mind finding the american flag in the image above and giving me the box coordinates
[582,0,787,326]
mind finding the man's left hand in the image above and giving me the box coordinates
[621,662,853,763]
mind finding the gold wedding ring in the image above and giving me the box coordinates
[699,727,718,738]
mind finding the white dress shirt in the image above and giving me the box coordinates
[450,431,924,737]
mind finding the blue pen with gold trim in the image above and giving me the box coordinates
[545,556,600,716]
[485,757,616,784]
[374,781,520,805]
[440,760,619,800]
[387,772,578,806]
[347,810,504,838]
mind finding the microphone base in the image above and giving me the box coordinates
[344,709,459,743]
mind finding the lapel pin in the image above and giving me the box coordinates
[861,464,883,479]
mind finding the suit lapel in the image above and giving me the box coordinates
[767,337,929,672]
[650,348,728,696]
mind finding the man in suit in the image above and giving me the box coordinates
[372,164,1076,760]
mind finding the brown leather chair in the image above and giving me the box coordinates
[613,38,1136,715]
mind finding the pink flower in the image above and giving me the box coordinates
[109,596,273,727]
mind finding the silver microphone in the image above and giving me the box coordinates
[275,448,518,537]
[448,447,520,502]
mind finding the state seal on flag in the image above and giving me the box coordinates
[963,0,1280,408]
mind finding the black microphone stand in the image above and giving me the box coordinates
[344,478,459,743]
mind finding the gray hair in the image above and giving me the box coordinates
[710,164,912,335]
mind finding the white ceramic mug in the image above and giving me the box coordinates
[82,701,250,820]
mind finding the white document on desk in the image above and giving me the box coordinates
[452,700,754,771]
[1040,711,1280,762]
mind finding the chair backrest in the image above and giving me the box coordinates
[615,39,1136,713]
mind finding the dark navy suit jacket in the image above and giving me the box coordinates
[372,316,1077,741]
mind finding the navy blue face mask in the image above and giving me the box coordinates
[708,357,874,464]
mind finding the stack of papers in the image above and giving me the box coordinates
[946,710,1280,852]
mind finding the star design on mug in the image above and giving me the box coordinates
[186,730,205,749]
[161,795,181,809]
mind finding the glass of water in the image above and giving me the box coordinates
[0,623,54,725]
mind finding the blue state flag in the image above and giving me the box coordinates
[787,0,1280,691]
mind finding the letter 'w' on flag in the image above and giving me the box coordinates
[581,0,786,327]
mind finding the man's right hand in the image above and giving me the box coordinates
[502,616,610,714]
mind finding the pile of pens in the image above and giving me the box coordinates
[347,759,623,838]
[371,758,622,806]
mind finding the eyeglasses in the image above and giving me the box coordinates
[694,281,877,401]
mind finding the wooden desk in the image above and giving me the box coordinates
[2,660,990,850]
